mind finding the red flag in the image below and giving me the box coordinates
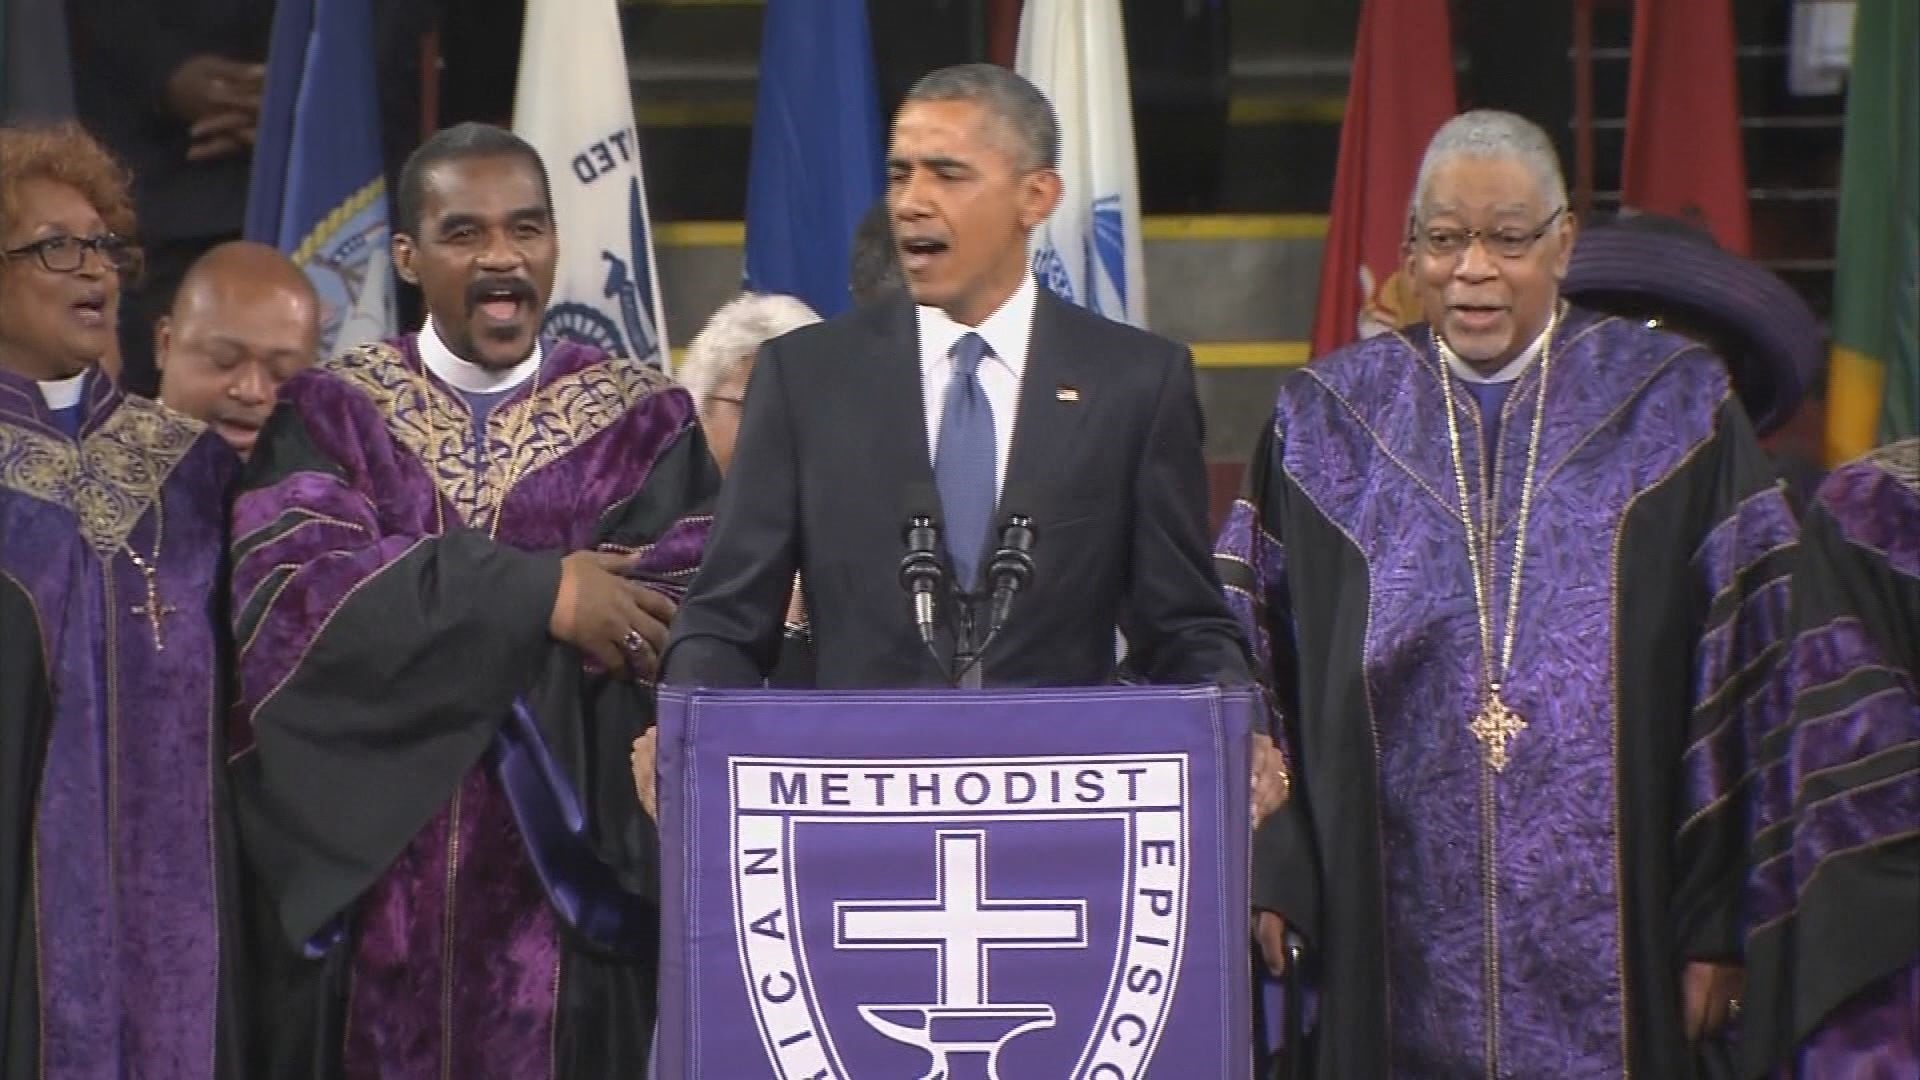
[1621,0,1751,254]
[1310,0,1458,359]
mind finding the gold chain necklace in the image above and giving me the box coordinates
[118,424,176,651]
[427,347,545,539]
[483,363,545,541]
[1434,306,1558,771]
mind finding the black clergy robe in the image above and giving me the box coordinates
[1214,308,1799,1078]
[227,336,716,1078]
[1741,438,1919,1078]
[1,367,244,1079]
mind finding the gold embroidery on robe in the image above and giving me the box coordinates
[1867,438,1920,493]
[0,398,206,555]
[327,343,673,531]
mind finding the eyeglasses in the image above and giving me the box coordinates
[707,394,746,409]
[1,233,143,275]
[1411,207,1565,260]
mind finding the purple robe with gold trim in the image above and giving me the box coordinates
[227,337,715,1079]
[1215,308,1797,1078]
[1742,438,1919,1079]
[0,367,243,1079]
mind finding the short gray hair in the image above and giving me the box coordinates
[905,63,1059,172]
[678,292,821,416]
[849,199,903,305]
[1408,110,1568,226]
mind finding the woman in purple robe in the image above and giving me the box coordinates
[1741,439,1920,1078]
[0,123,243,1078]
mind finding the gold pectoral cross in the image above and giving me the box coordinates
[1470,688,1526,771]
[128,560,178,652]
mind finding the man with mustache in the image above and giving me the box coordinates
[1215,110,1798,1077]
[154,241,319,457]
[227,122,717,1078]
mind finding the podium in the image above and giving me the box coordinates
[655,685,1255,1080]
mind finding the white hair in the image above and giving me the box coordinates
[1407,109,1569,226]
[678,292,821,416]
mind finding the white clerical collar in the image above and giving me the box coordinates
[37,369,88,410]
[916,273,1037,380]
[1444,323,1549,385]
[419,315,542,394]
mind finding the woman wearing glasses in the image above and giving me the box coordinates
[675,291,821,688]
[0,123,245,1079]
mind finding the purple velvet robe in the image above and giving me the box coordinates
[0,367,241,1079]
[1742,439,1919,1078]
[226,337,715,1079]
[1215,308,1798,1078]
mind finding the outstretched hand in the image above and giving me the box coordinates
[631,727,659,821]
[1250,732,1290,825]
[551,551,679,678]
[1254,910,1290,977]
[1682,960,1744,1041]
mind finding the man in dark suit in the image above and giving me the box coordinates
[66,0,438,395]
[66,0,274,396]
[662,63,1249,691]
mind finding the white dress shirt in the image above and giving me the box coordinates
[37,369,88,410]
[916,274,1037,498]
[1442,323,1548,385]
[420,315,543,394]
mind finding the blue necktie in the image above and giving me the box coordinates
[935,331,997,591]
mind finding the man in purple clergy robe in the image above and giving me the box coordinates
[226,123,717,1079]
[1214,110,1798,1078]
[1,123,244,1078]
[1740,438,1919,1079]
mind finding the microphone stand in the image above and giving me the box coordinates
[952,594,983,689]
[899,511,957,684]
[950,515,1035,688]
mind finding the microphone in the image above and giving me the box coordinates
[898,485,945,649]
[986,514,1037,634]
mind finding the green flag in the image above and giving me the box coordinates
[1824,0,1919,463]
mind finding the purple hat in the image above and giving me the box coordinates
[1562,215,1823,436]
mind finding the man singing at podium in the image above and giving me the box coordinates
[660,63,1250,693]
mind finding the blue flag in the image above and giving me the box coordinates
[743,0,884,318]
[245,0,394,357]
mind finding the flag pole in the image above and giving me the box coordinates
[1572,0,1595,220]
[418,20,441,141]
[987,0,1023,67]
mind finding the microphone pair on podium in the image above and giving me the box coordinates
[896,483,1036,686]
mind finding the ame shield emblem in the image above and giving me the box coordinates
[656,687,1252,1080]
[731,755,1189,1080]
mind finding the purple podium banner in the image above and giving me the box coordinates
[655,685,1256,1080]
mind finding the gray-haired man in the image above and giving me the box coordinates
[1216,109,1797,1077]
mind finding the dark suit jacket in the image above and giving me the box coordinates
[665,288,1251,690]
[66,0,275,244]
[66,0,436,246]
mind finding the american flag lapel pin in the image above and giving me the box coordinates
[1055,385,1081,403]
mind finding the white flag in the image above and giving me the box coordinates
[1016,0,1148,327]
[513,0,669,368]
